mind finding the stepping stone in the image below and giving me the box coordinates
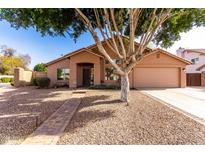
[21,92,85,144]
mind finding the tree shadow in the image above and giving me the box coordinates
[0,86,123,144]
[62,94,123,134]
[67,109,115,134]
[77,95,122,108]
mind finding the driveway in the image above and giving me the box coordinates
[141,87,205,124]
[0,83,12,89]
[0,83,14,96]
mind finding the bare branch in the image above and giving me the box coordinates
[76,8,173,75]
[94,9,123,59]
[110,8,127,58]
[75,8,125,75]
[103,8,122,58]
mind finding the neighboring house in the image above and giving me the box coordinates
[46,40,191,88]
[176,48,205,73]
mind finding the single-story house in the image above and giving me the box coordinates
[46,40,191,88]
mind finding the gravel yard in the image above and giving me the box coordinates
[0,86,72,144]
[58,90,205,145]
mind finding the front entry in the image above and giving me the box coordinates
[83,68,91,87]
[77,63,94,87]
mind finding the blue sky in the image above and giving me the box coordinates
[0,20,95,69]
[0,20,205,69]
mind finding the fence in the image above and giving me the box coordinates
[14,67,47,87]
[33,71,47,78]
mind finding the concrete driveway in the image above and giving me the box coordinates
[141,87,205,124]
[0,83,14,96]
[0,83,12,89]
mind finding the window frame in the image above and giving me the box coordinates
[57,68,70,81]
[191,57,199,64]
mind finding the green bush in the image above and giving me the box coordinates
[33,63,47,72]
[31,78,38,86]
[0,77,13,83]
[10,78,14,83]
[36,77,50,88]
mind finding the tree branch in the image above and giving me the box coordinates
[75,8,125,75]
[93,9,123,59]
[110,8,127,58]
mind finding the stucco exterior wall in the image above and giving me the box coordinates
[69,51,101,88]
[131,52,187,88]
[47,58,70,86]
[46,46,188,88]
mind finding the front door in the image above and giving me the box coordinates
[83,68,91,87]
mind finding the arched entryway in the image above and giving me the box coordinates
[77,63,94,87]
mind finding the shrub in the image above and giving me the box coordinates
[31,78,38,86]
[36,77,50,88]
[0,77,13,83]
[33,63,47,72]
[10,78,14,83]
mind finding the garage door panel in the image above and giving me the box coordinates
[134,67,179,88]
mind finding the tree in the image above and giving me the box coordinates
[0,45,31,74]
[0,56,24,74]
[19,54,31,68]
[0,45,16,57]
[33,63,47,72]
[1,8,205,102]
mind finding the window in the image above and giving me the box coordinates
[57,68,70,80]
[105,67,120,81]
[191,58,199,64]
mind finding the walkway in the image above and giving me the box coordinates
[21,91,86,144]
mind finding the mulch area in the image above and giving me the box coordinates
[58,90,205,144]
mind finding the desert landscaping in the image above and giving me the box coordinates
[0,86,72,144]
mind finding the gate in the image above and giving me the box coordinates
[186,73,201,86]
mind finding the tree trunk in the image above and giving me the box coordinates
[121,73,129,102]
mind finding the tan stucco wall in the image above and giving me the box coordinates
[47,47,188,88]
[47,58,70,86]
[69,51,101,88]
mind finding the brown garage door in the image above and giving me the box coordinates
[134,67,179,88]
[186,73,201,86]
